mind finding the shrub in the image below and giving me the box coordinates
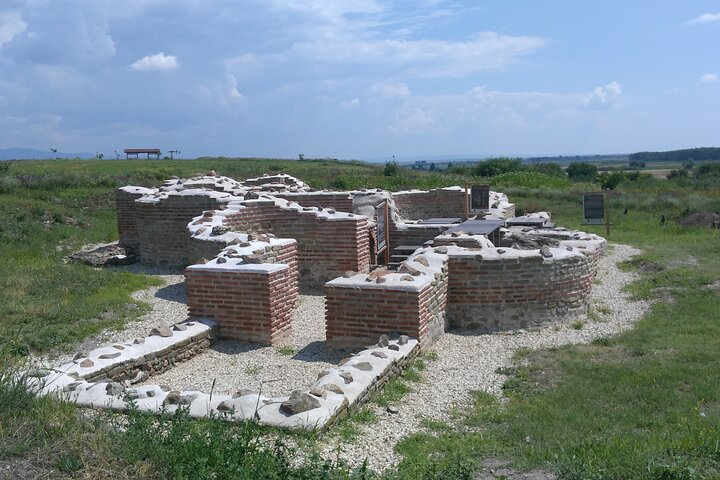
[598,171,626,190]
[384,161,399,177]
[667,169,689,180]
[474,157,524,177]
[566,162,598,182]
[0,160,12,175]
[695,163,720,179]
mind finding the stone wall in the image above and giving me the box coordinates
[83,321,217,383]
[184,241,299,344]
[325,248,449,349]
[447,241,605,331]
[35,331,419,431]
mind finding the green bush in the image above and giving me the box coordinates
[384,161,399,177]
[0,160,12,175]
[474,157,524,177]
[566,162,598,182]
[598,171,626,190]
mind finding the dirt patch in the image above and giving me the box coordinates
[677,212,720,229]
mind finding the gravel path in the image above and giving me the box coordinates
[37,244,649,474]
[319,243,651,470]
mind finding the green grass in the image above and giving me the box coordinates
[0,186,160,356]
[334,407,378,442]
[276,346,296,356]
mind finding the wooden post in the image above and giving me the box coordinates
[384,201,390,265]
[464,183,469,219]
[604,190,610,236]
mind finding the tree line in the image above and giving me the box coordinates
[629,147,720,164]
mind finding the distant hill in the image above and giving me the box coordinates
[0,148,94,160]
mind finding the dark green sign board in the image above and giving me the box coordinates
[470,184,490,213]
[583,193,605,224]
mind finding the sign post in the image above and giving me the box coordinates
[464,184,469,219]
[375,201,390,264]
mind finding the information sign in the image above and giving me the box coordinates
[469,184,490,213]
[583,193,605,224]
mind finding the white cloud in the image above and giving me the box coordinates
[290,31,548,78]
[130,52,179,72]
[390,107,435,133]
[370,82,411,98]
[700,73,718,83]
[686,12,720,25]
[228,75,245,101]
[580,81,622,109]
[0,11,27,47]
[340,97,360,108]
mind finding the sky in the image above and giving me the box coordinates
[0,1,719,160]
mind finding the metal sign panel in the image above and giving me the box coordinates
[583,193,605,224]
[376,201,388,253]
[469,184,490,213]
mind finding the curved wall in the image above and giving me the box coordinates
[447,240,605,331]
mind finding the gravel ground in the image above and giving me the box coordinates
[139,291,348,397]
[36,244,649,474]
[318,244,651,470]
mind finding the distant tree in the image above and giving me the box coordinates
[429,163,436,172]
[566,162,598,182]
[682,159,694,170]
[384,160,399,177]
[628,159,646,168]
[447,162,453,170]
[474,157,524,177]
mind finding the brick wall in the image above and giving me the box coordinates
[184,242,299,345]
[133,194,230,266]
[325,252,448,350]
[116,187,155,250]
[273,192,354,213]
[447,250,597,331]
[222,200,370,285]
[392,188,466,220]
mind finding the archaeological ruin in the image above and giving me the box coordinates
[32,172,606,429]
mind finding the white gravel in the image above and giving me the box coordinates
[38,244,649,473]
[140,292,347,397]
